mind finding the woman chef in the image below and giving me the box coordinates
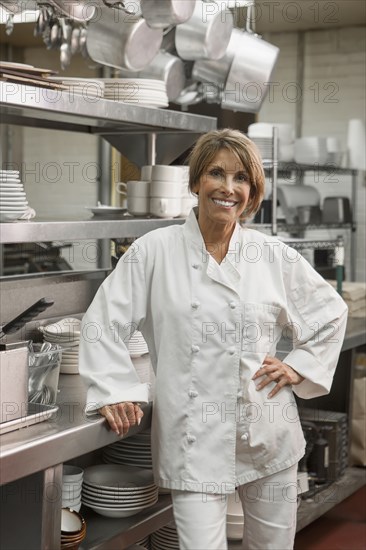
[79,129,348,549]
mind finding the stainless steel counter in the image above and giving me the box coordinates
[1,318,365,487]
[0,375,152,486]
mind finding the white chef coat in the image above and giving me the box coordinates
[79,208,348,494]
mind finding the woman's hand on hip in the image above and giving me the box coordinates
[252,355,305,399]
[98,402,144,436]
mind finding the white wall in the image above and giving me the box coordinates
[21,49,100,271]
[259,26,366,282]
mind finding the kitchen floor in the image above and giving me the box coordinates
[227,485,366,550]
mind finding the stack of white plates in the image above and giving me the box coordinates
[81,464,158,518]
[132,536,150,549]
[41,317,81,374]
[102,429,152,470]
[103,79,169,108]
[128,331,149,357]
[50,77,104,99]
[0,170,32,222]
[151,521,179,550]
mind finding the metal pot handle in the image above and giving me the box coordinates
[246,3,256,34]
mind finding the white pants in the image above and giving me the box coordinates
[171,464,298,550]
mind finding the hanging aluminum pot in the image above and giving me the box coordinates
[140,0,196,28]
[221,5,279,113]
[86,7,163,71]
[192,28,243,90]
[123,51,186,102]
[175,0,233,61]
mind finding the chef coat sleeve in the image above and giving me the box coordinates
[281,249,348,399]
[78,240,149,413]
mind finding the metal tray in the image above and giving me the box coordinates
[0,403,59,436]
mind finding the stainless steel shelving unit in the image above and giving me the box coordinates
[0,83,216,550]
[0,217,186,243]
[256,131,358,279]
[0,81,216,167]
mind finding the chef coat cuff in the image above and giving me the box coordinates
[282,349,333,399]
[84,383,150,416]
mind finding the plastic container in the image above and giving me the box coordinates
[28,343,62,406]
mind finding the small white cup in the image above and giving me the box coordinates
[150,180,182,198]
[141,165,153,180]
[117,180,150,198]
[151,165,184,182]
[128,196,150,215]
[150,197,181,218]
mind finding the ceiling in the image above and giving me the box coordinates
[0,0,365,48]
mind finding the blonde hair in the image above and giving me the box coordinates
[188,129,265,218]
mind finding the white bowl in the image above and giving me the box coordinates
[83,464,154,489]
[61,507,84,533]
[62,484,82,498]
[63,465,84,482]
[43,317,81,337]
[60,362,79,374]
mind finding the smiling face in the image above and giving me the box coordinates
[192,148,251,229]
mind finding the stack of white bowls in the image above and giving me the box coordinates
[248,123,295,162]
[179,166,198,217]
[150,165,183,218]
[41,317,81,374]
[117,180,150,216]
[151,521,179,550]
[81,464,159,518]
[226,490,244,540]
[0,169,35,222]
[62,465,84,512]
[102,429,153,469]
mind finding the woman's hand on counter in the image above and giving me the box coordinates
[98,402,144,436]
[252,355,305,399]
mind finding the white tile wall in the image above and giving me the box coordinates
[259,26,366,282]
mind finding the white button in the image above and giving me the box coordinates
[187,434,196,443]
[229,301,236,309]
[188,390,198,398]
[240,433,249,441]
[228,348,235,355]
[191,345,200,353]
[192,263,199,269]
[237,390,243,398]
[191,301,200,309]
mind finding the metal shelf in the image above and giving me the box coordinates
[0,82,216,165]
[80,495,173,550]
[0,217,185,244]
[263,160,357,175]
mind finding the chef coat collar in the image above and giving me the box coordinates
[183,207,242,288]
